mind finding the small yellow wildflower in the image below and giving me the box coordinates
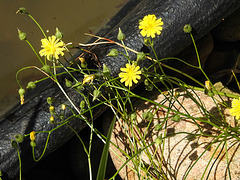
[30,131,35,141]
[205,80,211,91]
[119,63,141,87]
[39,35,65,60]
[82,74,95,85]
[229,98,240,119]
[139,14,163,38]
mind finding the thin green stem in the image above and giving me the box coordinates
[25,39,44,65]
[17,148,22,180]
[27,14,47,38]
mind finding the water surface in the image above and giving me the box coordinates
[0,0,128,116]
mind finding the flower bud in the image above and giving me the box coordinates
[18,88,25,105]
[30,141,36,147]
[172,114,181,122]
[155,136,162,145]
[11,140,18,150]
[83,74,95,85]
[49,106,55,114]
[30,131,36,141]
[80,100,85,110]
[102,64,111,76]
[79,57,88,68]
[142,111,154,121]
[117,28,125,41]
[61,104,66,110]
[55,27,63,39]
[49,116,55,123]
[93,89,101,101]
[65,78,72,87]
[137,52,146,61]
[47,97,53,105]
[26,81,36,89]
[145,84,153,91]
[205,80,211,91]
[144,79,149,86]
[41,65,51,74]
[130,112,137,121]
[17,29,27,41]
[15,134,24,143]
[183,24,192,33]
[16,7,27,14]
[18,88,25,96]
[107,49,118,57]
[79,57,85,63]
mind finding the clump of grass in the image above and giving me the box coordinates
[8,8,240,180]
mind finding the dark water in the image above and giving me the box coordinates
[0,0,128,116]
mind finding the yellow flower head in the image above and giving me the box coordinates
[39,35,65,61]
[119,63,141,87]
[229,98,240,119]
[205,80,211,91]
[139,14,163,38]
[30,131,35,141]
[82,74,95,85]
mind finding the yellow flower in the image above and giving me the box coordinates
[30,131,35,141]
[139,14,163,38]
[82,74,95,85]
[229,98,240,119]
[205,80,211,91]
[39,35,65,60]
[119,63,141,87]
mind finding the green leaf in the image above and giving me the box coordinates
[96,116,116,180]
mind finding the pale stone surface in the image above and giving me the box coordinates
[104,88,240,180]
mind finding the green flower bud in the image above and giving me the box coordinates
[93,89,101,101]
[41,65,51,74]
[80,100,85,110]
[142,111,154,121]
[47,97,53,105]
[30,141,36,147]
[11,140,18,150]
[117,28,125,41]
[130,111,137,121]
[137,52,146,61]
[26,81,36,89]
[18,88,25,96]
[65,78,72,87]
[172,114,181,122]
[16,7,27,14]
[145,84,153,91]
[155,136,162,145]
[17,29,27,41]
[55,27,63,39]
[107,49,119,57]
[155,124,163,131]
[81,61,88,68]
[144,79,149,86]
[15,134,24,143]
[183,24,192,33]
[102,64,111,76]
